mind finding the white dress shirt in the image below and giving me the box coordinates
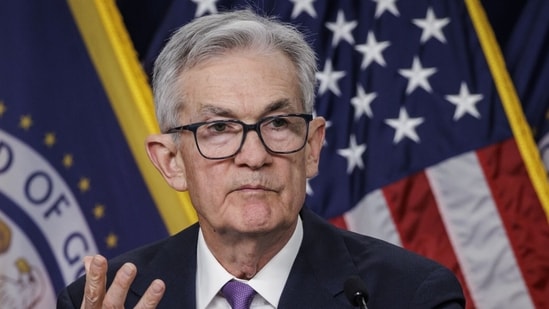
[196,216,303,309]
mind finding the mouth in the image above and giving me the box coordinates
[234,184,273,192]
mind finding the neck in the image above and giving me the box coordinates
[200,221,297,279]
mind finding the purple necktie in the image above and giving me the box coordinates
[222,280,257,309]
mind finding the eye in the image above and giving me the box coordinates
[208,122,228,132]
[269,117,290,128]
[203,121,242,134]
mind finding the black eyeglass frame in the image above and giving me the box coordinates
[164,113,313,160]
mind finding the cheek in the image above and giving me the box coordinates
[185,169,227,223]
[188,166,223,193]
[182,155,225,203]
[281,157,308,203]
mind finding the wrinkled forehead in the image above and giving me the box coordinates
[176,49,303,119]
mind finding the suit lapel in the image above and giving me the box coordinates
[130,223,200,308]
[279,208,359,308]
[123,209,362,308]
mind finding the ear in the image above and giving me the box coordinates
[305,117,326,178]
[145,134,188,191]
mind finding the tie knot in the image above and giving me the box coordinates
[222,280,256,309]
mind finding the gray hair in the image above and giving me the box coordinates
[152,10,317,132]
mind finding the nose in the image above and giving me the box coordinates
[234,129,271,168]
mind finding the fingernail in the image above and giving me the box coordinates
[123,263,135,276]
[152,280,164,294]
[83,256,92,264]
[92,255,103,267]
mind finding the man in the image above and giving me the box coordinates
[57,10,465,308]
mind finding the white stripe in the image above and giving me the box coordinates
[427,151,534,309]
[344,189,402,247]
[537,132,549,173]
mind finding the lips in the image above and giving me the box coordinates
[235,184,272,192]
[229,180,281,194]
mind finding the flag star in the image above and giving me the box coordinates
[0,101,6,117]
[445,82,483,120]
[398,56,437,94]
[384,107,425,143]
[351,85,377,119]
[19,115,33,130]
[326,10,357,46]
[355,31,391,69]
[105,233,118,248]
[191,0,217,17]
[78,177,91,193]
[290,0,317,18]
[306,179,313,196]
[412,7,450,43]
[44,132,56,147]
[337,135,367,174]
[316,60,346,96]
[93,204,106,219]
[372,0,400,18]
[63,154,74,168]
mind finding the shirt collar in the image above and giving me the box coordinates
[196,216,303,308]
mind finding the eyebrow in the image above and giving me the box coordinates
[197,98,297,118]
[264,98,295,114]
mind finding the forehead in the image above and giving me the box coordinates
[179,49,302,119]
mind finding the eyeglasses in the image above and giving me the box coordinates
[165,113,313,160]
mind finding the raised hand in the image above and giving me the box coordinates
[80,255,165,309]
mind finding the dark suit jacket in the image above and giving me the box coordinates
[57,208,465,308]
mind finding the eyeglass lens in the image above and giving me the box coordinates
[195,115,309,159]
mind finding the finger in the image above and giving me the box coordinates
[83,256,93,272]
[102,262,137,308]
[134,279,166,309]
[82,255,108,309]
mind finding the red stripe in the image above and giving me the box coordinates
[476,139,549,308]
[382,172,475,308]
[329,215,348,230]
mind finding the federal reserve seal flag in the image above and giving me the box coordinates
[0,1,196,307]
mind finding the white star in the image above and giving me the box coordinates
[384,107,425,143]
[316,60,346,96]
[337,135,367,174]
[412,7,450,43]
[326,10,358,46]
[191,0,218,17]
[398,56,437,94]
[372,0,400,18]
[355,31,391,69]
[445,82,483,120]
[290,0,317,18]
[306,179,314,196]
[351,85,377,119]
[323,119,332,147]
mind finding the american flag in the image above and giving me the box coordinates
[506,0,549,172]
[142,0,549,308]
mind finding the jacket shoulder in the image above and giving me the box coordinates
[57,223,200,308]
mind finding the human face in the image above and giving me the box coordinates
[176,49,322,237]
